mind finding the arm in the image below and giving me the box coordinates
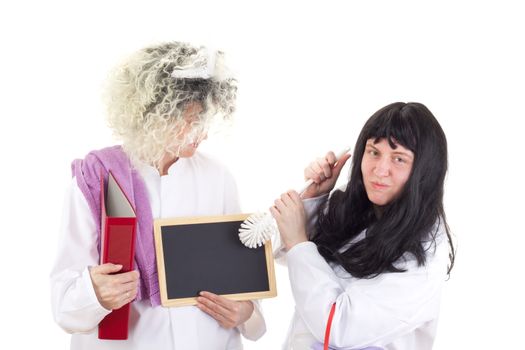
[50,179,111,333]
[272,194,328,263]
[287,239,447,348]
[271,151,351,252]
[270,150,447,347]
[50,179,139,333]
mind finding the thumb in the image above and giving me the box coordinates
[92,263,123,275]
[332,152,351,178]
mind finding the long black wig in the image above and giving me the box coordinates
[312,102,455,278]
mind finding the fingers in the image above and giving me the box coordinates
[285,190,302,205]
[196,292,253,329]
[115,280,139,304]
[122,280,139,296]
[97,279,139,308]
[270,189,308,250]
[332,152,352,177]
[116,270,140,284]
[91,263,123,275]
[304,151,338,184]
[197,299,229,325]
[321,151,337,179]
[196,292,238,328]
[269,205,279,218]
[272,190,302,213]
[325,151,337,166]
[305,159,327,183]
[199,291,237,309]
[279,191,294,207]
[89,265,140,310]
[118,285,138,306]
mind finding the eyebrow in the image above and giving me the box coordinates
[392,150,414,159]
[365,142,414,159]
[365,142,378,149]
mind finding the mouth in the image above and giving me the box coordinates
[371,181,389,190]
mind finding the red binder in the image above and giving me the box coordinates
[98,171,137,340]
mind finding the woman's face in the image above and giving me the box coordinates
[176,101,208,158]
[361,138,414,206]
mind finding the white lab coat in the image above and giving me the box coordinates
[51,151,266,350]
[278,195,449,350]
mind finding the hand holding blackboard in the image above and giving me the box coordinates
[154,214,277,307]
[196,291,255,328]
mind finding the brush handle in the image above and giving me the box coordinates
[297,147,351,194]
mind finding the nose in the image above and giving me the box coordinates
[373,157,390,177]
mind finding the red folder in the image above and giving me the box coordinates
[98,171,136,340]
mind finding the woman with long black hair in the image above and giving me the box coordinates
[271,102,455,349]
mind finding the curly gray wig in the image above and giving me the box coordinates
[104,41,237,167]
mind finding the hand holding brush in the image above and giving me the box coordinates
[238,148,351,248]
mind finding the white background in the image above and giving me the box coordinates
[1,0,523,348]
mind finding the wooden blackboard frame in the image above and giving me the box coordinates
[154,214,277,307]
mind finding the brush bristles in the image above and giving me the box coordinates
[238,212,277,248]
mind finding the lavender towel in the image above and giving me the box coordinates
[71,145,161,306]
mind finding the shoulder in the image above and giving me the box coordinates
[72,145,131,174]
[394,219,450,273]
[423,218,449,256]
[426,218,450,266]
[72,145,126,168]
[84,145,128,164]
[71,145,133,200]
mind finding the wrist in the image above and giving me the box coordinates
[285,236,308,251]
[239,300,254,325]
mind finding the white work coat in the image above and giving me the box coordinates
[278,195,449,350]
[51,151,266,350]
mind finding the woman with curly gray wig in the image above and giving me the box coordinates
[51,42,266,349]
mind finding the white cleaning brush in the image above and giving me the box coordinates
[238,147,351,248]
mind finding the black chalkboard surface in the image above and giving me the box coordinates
[154,214,277,307]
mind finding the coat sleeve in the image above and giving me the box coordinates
[273,194,329,263]
[50,178,111,333]
[237,300,267,341]
[286,238,448,348]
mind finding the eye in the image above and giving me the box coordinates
[393,156,413,165]
[367,149,379,157]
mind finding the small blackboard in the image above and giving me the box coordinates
[154,214,277,307]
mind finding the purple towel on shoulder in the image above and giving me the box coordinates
[71,145,161,306]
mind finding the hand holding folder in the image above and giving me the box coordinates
[97,172,137,340]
